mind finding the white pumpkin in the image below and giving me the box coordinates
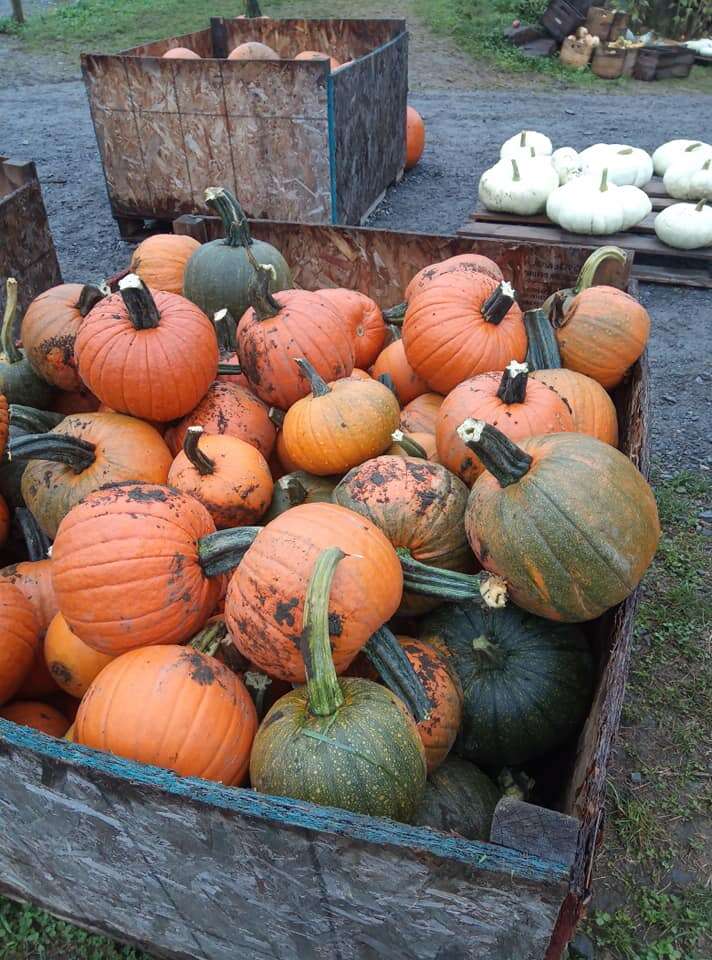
[479,156,559,215]
[617,185,653,229]
[652,139,712,176]
[663,155,712,201]
[551,147,583,185]
[579,144,653,188]
[500,130,553,160]
[655,200,712,249]
[546,169,650,235]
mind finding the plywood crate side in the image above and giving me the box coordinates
[220,16,405,61]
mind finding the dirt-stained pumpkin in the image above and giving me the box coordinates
[318,288,386,368]
[0,581,41,706]
[44,612,114,698]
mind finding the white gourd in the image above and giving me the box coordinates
[551,147,583,185]
[546,169,626,235]
[479,156,559,215]
[578,144,653,187]
[500,130,553,160]
[652,139,712,176]
[654,200,712,249]
[663,155,712,201]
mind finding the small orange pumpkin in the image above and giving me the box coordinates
[371,338,429,405]
[44,612,114,698]
[162,47,201,59]
[129,234,201,295]
[405,106,425,170]
[399,392,443,434]
[0,700,69,737]
[295,50,341,70]
[0,581,41,706]
[228,41,279,60]
[318,288,386,368]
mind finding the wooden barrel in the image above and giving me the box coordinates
[586,6,613,40]
[622,46,639,76]
[647,44,695,79]
[541,0,585,41]
[592,44,626,78]
[634,47,659,80]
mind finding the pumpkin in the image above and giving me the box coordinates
[404,254,503,303]
[413,758,500,840]
[49,387,101,414]
[21,283,106,391]
[552,146,583,184]
[213,309,250,388]
[11,413,173,538]
[399,392,443,434]
[387,429,438,461]
[263,470,337,523]
[663,154,712,202]
[0,405,64,511]
[228,41,280,60]
[237,261,354,409]
[0,508,57,632]
[0,279,55,408]
[551,285,650,390]
[655,200,712,250]
[274,427,300,473]
[500,130,553,159]
[223,502,403,682]
[44,612,114,698]
[249,548,426,821]
[295,50,341,69]
[0,700,69,737]
[435,361,574,485]
[281,360,400,476]
[403,275,526,394]
[421,600,593,765]
[540,246,628,319]
[0,582,41,705]
[51,483,228,655]
[546,168,651,234]
[318,288,386,368]
[168,426,273,528]
[578,144,653,188]
[652,139,712,176]
[75,275,218,422]
[371,338,429,405]
[129,233,201,295]
[479,156,558,215]
[406,105,425,170]
[183,188,292,321]
[164,381,275,460]
[17,646,60,699]
[0,493,8,546]
[75,644,257,783]
[458,420,659,621]
[162,47,201,59]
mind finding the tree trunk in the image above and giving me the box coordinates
[10,0,24,24]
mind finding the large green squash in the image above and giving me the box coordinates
[420,600,594,766]
[413,757,500,840]
[182,188,292,321]
[0,279,55,409]
[250,548,427,822]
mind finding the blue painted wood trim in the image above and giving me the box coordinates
[0,718,570,886]
[326,73,338,224]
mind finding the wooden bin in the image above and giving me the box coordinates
[541,0,585,41]
[592,44,626,78]
[81,18,408,236]
[0,220,648,960]
[0,157,61,325]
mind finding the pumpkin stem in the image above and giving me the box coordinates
[510,158,521,182]
[599,168,609,193]
[386,323,402,341]
[268,406,285,428]
[456,419,532,488]
[496,360,529,404]
[684,142,703,153]
[118,274,161,330]
[197,526,261,577]
[213,308,238,354]
[216,361,244,376]
[364,626,432,723]
[8,432,97,473]
[391,429,427,459]
[377,372,399,400]
[245,244,282,321]
[183,426,215,476]
[519,131,527,148]
[524,309,561,370]
[273,474,309,508]
[9,405,64,434]
[295,358,331,398]
[383,302,406,324]
[190,618,229,657]
[15,507,51,561]
[482,281,516,325]
[302,547,346,718]
[397,547,507,608]
[76,284,106,317]
[244,670,272,720]
[205,186,253,249]
[245,0,262,16]
[695,199,707,212]
[1,278,22,364]
[471,634,505,667]
[573,246,626,294]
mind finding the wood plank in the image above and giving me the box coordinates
[490,798,580,870]
[644,176,667,198]
[471,206,659,236]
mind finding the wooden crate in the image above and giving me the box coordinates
[81,18,408,237]
[0,157,62,325]
[0,222,648,960]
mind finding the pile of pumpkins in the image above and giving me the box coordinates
[0,189,659,834]
[479,130,712,249]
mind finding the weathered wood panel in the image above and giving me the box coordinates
[220,17,405,62]
[0,158,62,323]
[332,32,408,223]
[126,27,214,59]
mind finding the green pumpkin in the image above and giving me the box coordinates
[413,758,500,840]
[0,279,55,408]
[0,405,64,511]
[262,470,338,523]
[183,188,292,321]
[250,548,427,822]
[420,601,594,767]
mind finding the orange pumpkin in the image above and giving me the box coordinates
[531,369,618,447]
[129,233,201,295]
[44,612,114,698]
[405,106,425,170]
[0,493,8,546]
[295,50,341,70]
[318,288,386,368]
[274,428,301,474]
[0,559,57,633]
[0,581,41,706]
[436,361,575,485]
[75,645,257,784]
[371,338,429,405]
[399,392,443,434]
[17,645,60,699]
[403,276,526,394]
[168,426,273,528]
[228,41,279,60]
[21,283,105,391]
[0,700,69,737]
[75,275,218,422]
[405,254,503,302]
[162,47,201,59]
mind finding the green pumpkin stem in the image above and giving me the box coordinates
[695,199,707,212]
[510,158,521,182]
[303,547,346,718]
[599,168,609,192]
[216,361,244,376]
[524,309,561,370]
[77,284,106,317]
[496,361,529,404]
[383,302,406,324]
[118,275,161,330]
[386,323,402,341]
[364,626,432,723]
[183,426,215,476]
[15,507,51,562]
[471,634,505,667]
[197,526,261,577]
[9,405,64,434]
[573,246,626,294]
[273,474,309,508]
[268,406,285,428]
[295,358,331,397]
[244,670,272,720]
[397,547,507,608]
[482,281,516,326]
[245,0,262,16]
[456,419,532,488]
[190,618,229,657]
[213,308,238,354]
[205,186,253,249]
[378,372,399,400]
[1,278,22,364]
[8,432,96,473]
[391,429,427,458]
[245,244,282,322]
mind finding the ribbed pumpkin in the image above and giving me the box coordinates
[421,600,593,765]
[129,233,201,295]
[0,700,69,737]
[183,187,291,321]
[405,105,425,170]
[263,471,337,523]
[413,757,500,840]
[318,288,386,368]
[399,392,443,434]
[21,283,105,390]
[436,361,575,486]
[75,644,257,783]
[274,427,300,474]
[11,413,173,538]
[75,275,218,422]
[0,278,55,408]
[168,426,273,528]
[403,276,527,393]
[281,360,400,476]
[223,502,403,682]
[371,337,429,405]
[44,612,114,698]
[459,420,660,621]
[51,484,225,655]
[249,548,426,821]
[0,581,41,705]
[405,254,503,302]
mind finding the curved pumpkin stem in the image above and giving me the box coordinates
[205,186,253,249]
[197,526,261,577]
[76,284,106,317]
[496,361,529,405]
[118,275,161,330]
[245,244,282,321]
[8,432,97,473]
[573,246,626,294]
[190,618,229,657]
[9,405,64,434]
[524,309,561,371]
[213,308,238,353]
[244,670,272,720]
[391,429,427,459]
[482,281,516,326]
[268,406,285,428]
[456,419,532,488]
[273,474,309,508]
[364,626,432,722]
[1,278,22,364]
[295,358,331,397]
[383,302,406,324]
[183,426,215,476]
[303,547,346,718]
[15,507,51,561]
[397,547,507,609]
[386,323,402,342]
[695,199,708,212]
